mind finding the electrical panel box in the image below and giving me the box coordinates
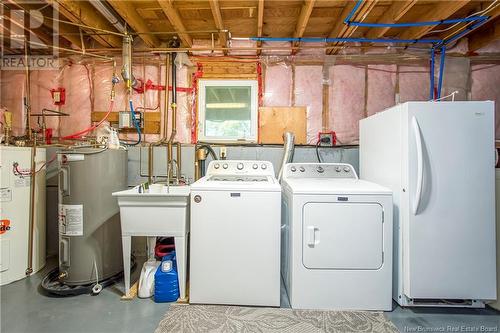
[318,131,337,146]
[50,88,65,106]
[118,111,143,129]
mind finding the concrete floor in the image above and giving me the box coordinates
[1,260,499,333]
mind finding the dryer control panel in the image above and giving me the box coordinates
[283,163,358,179]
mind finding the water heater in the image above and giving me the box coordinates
[57,148,127,286]
[0,146,46,286]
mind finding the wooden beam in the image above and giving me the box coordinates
[328,0,379,55]
[398,1,471,40]
[440,3,500,42]
[10,1,84,49]
[50,0,122,47]
[257,0,264,55]
[157,1,192,47]
[468,18,500,53]
[292,0,316,53]
[208,0,227,50]
[107,0,160,48]
[365,0,417,39]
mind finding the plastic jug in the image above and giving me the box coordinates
[138,259,160,298]
[154,251,180,303]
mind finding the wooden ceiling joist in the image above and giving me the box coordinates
[50,0,121,48]
[106,0,159,48]
[208,0,227,50]
[257,0,264,55]
[365,0,417,39]
[398,1,472,41]
[292,0,316,53]
[9,0,85,49]
[468,18,500,53]
[328,0,379,55]
[157,1,193,47]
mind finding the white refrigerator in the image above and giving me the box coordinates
[360,101,496,308]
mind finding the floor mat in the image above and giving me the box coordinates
[155,304,399,333]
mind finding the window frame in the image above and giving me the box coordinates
[197,79,259,143]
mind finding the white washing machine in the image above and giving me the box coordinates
[281,163,393,311]
[190,160,281,306]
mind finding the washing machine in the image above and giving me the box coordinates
[281,163,393,311]
[190,160,281,306]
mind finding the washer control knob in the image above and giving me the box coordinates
[223,163,228,169]
[317,166,324,173]
[335,166,342,172]
[214,163,220,169]
[261,164,267,170]
[252,163,258,169]
[237,163,244,170]
[299,167,305,172]
[343,167,350,172]
[290,166,297,172]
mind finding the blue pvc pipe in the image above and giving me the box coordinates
[429,47,435,100]
[436,46,446,99]
[347,16,488,28]
[250,37,442,44]
[344,0,363,24]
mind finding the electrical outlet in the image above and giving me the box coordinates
[219,146,227,159]
[318,131,336,147]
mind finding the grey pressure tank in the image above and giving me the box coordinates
[57,148,127,285]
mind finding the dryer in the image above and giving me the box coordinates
[190,160,281,306]
[281,163,393,311]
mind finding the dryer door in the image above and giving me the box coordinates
[302,202,384,270]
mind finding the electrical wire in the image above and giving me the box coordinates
[315,140,322,163]
[12,153,56,176]
[425,0,498,35]
[61,100,114,140]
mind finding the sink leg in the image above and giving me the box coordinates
[122,235,132,296]
[175,235,187,300]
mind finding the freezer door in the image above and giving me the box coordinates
[404,102,496,300]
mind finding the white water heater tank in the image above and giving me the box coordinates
[0,146,46,286]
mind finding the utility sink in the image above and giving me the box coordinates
[112,184,190,236]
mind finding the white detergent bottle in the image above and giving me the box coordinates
[138,259,160,298]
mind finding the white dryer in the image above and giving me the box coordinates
[190,160,281,306]
[281,163,393,311]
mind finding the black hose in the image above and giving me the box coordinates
[197,144,218,161]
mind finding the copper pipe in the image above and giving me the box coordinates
[176,142,181,183]
[26,137,37,275]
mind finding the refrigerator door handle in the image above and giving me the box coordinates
[412,116,424,215]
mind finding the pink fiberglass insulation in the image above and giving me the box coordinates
[261,41,292,56]
[263,64,292,107]
[229,39,257,56]
[367,65,396,116]
[294,66,323,144]
[329,65,365,144]
[471,64,500,139]
[29,69,61,134]
[191,39,223,56]
[399,65,430,102]
[0,70,26,135]
[58,64,92,137]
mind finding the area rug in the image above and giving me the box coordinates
[154,304,399,333]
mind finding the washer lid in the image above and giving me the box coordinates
[191,176,280,192]
[282,178,391,195]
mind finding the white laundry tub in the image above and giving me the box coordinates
[113,184,190,236]
[112,184,190,299]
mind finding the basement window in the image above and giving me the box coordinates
[198,79,258,143]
